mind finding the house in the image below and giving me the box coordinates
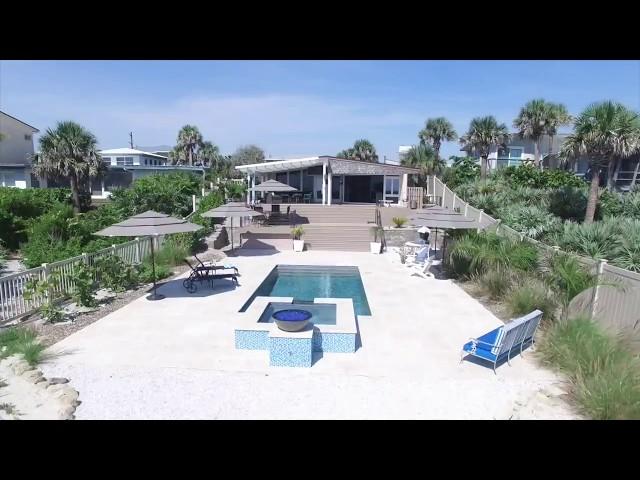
[0,111,39,189]
[460,134,570,170]
[236,156,420,205]
[86,148,205,198]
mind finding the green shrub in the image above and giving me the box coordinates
[496,203,561,240]
[448,232,538,277]
[505,277,557,320]
[471,267,521,300]
[291,226,305,239]
[551,220,620,259]
[137,261,171,283]
[500,165,584,189]
[440,156,479,188]
[599,190,640,220]
[539,316,640,419]
[392,217,408,228]
[70,262,98,307]
[23,272,66,323]
[109,172,202,218]
[548,186,590,221]
[93,254,139,292]
[0,327,46,366]
[154,240,188,267]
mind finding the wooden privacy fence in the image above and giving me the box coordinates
[426,175,640,334]
[0,236,161,324]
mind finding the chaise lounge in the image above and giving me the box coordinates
[183,259,239,293]
[460,309,543,373]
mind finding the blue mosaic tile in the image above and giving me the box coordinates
[313,332,356,353]
[235,330,269,350]
[269,336,312,367]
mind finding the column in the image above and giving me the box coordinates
[327,172,332,205]
[322,161,327,205]
[251,174,256,204]
[400,173,408,207]
[246,173,250,203]
[101,179,105,198]
[299,169,303,190]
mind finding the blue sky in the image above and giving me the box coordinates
[1,60,639,161]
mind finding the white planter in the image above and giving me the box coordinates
[370,242,382,254]
[293,239,305,252]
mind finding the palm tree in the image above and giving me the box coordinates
[460,116,509,180]
[198,141,220,168]
[33,121,104,213]
[337,139,378,162]
[419,117,457,162]
[560,101,640,223]
[177,125,203,166]
[513,99,557,169]
[545,103,572,168]
[168,146,185,165]
[401,143,444,182]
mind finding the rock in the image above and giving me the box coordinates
[53,388,79,403]
[22,369,45,383]
[57,405,76,420]
[12,362,32,376]
[543,384,566,398]
[48,377,70,385]
[35,380,52,390]
[46,384,67,394]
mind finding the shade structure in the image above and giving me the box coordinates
[94,210,203,301]
[201,202,263,251]
[251,179,297,193]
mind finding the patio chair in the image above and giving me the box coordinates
[406,246,429,266]
[409,257,433,278]
[194,253,239,275]
[183,259,239,293]
[460,310,543,373]
[303,193,312,203]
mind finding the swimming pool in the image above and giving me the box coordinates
[240,265,372,316]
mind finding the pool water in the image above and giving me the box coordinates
[240,265,372,316]
[258,302,337,325]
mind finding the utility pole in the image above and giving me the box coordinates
[129,132,134,149]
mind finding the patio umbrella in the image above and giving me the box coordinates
[201,202,263,251]
[252,179,297,193]
[94,210,203,301]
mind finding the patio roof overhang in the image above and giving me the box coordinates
[235,157,323,174]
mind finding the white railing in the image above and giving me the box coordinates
[0,236,157,324]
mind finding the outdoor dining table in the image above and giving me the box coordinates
[404,241,425,255]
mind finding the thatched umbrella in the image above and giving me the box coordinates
[201,202,262,251]
[94,210,202,301]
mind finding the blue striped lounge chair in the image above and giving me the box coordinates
[460,310,543,373]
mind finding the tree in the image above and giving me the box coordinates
[419,117,457,162]
[198,141,220,168]
[336,139,378,162]
[400,143,444,183]
[560,101,640,223]
[176,125,203,166]
[168,146,185,165]
[513,99,557,169]
[33,121,104,213]
[545,103,572,169]
[460,116,509,180]
[230,144,265,166]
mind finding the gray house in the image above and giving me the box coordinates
[236,156,420,205]
[0,111,39,189]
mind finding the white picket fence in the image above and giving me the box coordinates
[0,236,160,323]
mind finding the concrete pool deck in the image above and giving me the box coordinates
[40,249,578,419]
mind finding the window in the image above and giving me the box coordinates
[508,148,523,159]
[385,176,400,196]
[24,134,32,141]
[116,157,133,166]
[116,157,125,166]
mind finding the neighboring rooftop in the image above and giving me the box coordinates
[0,111,39,133]
[99,148,168,159]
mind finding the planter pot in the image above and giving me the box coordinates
[293,239,305,252]
[370,242,382,254]
[273,309,312,332]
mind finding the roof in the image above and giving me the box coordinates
[0,111,39,132]
[99,148,168,159]
[235,156,420,175]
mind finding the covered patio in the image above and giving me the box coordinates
[235,156,420,207]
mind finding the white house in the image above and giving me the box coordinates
[88,148,204,198]
[0,111,39,189]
